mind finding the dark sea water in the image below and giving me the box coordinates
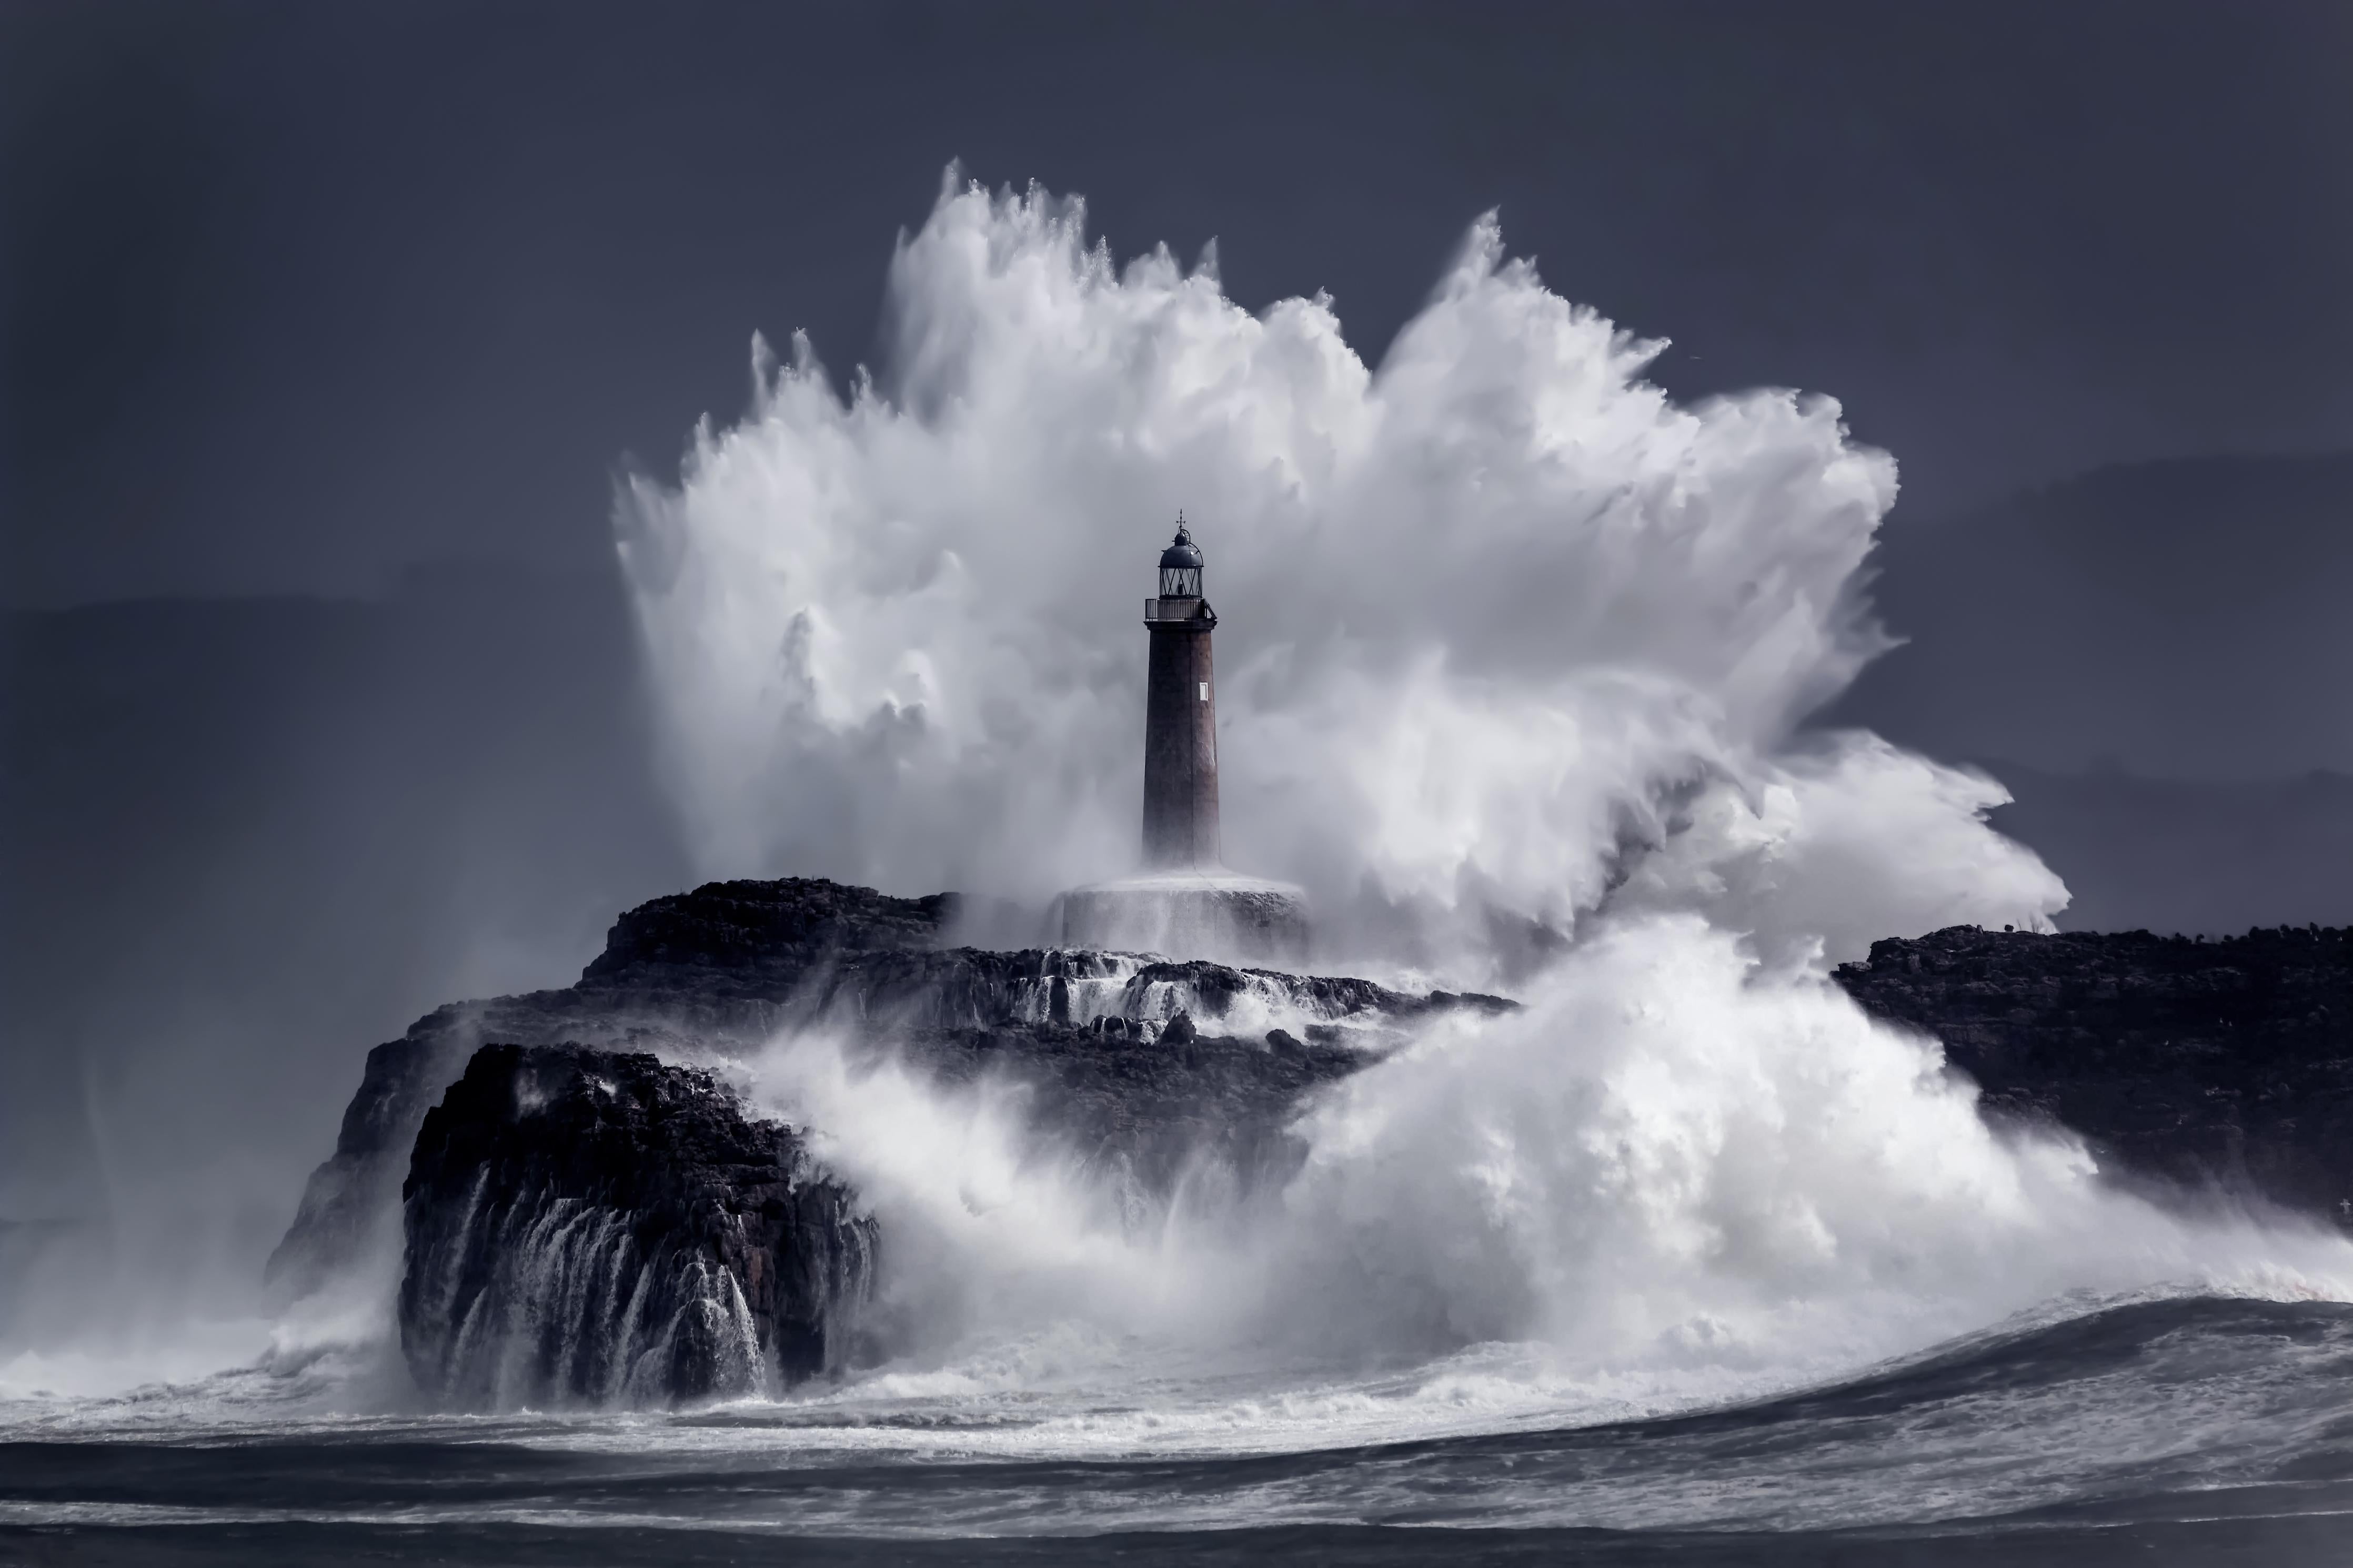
[8,1297,2353,1565]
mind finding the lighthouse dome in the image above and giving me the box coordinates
[1159,523,1203,572]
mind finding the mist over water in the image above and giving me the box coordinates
[0,570,687,1401]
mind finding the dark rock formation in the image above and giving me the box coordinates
[584,878,955,982]
[894,1017,1366,1198]
[1836,924,2353,1218]
[273,877,1511,1299]
[291,868,2353,1413]
[266,996,698,1299]
[401,1044,872,1407]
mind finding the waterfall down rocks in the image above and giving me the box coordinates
[1057,871,1311,967]
[400,1044,874,1405]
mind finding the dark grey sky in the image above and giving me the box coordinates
[6,0,2351,606]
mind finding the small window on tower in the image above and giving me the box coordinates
[1199,682,1209,701]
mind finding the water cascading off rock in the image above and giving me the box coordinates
[399,1043,874,1407]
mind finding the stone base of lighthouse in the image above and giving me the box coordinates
[1057,869,1309,967]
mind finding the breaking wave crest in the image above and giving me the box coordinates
[616,173,2063,978]
[738,917,2353,1420]
[600,172,2353,1424]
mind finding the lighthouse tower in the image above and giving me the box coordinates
[1055,514,1310,967]
[1141,518,1220,866]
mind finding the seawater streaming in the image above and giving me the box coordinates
[421,1193,768,1409]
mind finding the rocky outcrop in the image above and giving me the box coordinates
[272,877,1511,1300]
[891,1017,1367,1197]
[400,1044,872,1407]
[582,877,955,984]
[289,869,2353,1411]
[1836,924,2353,1218]
[265,995,708,1298]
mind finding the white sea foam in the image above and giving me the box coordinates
[616,173,2063,977]
[725,918,2353,1454]
[11,174,2337,1468]
[597,171,2353,1446]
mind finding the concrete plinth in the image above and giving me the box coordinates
[1058,870,1310,967]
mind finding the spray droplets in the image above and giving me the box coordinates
[618,174,2062,978]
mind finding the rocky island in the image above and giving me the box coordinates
[270,876,1510,1403]
[1836,922,2353,1217]
[272,876,2353,1410]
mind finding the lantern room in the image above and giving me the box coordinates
[1158,518,1204,599]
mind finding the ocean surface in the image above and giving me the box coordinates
[7,1294,2353,1565]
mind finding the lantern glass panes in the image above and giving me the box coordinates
[1157,520,1204,599]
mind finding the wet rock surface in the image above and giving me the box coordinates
[890,1019,1363,1196]
[583,878,956,984]
[273,878,1511,1308]
[290,876,2353,1408]
[1836,924,2353,1218]
[401,1044,873,1406]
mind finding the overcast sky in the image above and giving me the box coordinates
[6,0,2351,607]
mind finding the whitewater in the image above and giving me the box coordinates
[8,175,2353,1563]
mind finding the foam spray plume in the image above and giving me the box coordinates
[610,174,2353,1430]
[619,176,2063,974]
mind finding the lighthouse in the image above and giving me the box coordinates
[1055,514,1310,967]
[1141,518,1220,866]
